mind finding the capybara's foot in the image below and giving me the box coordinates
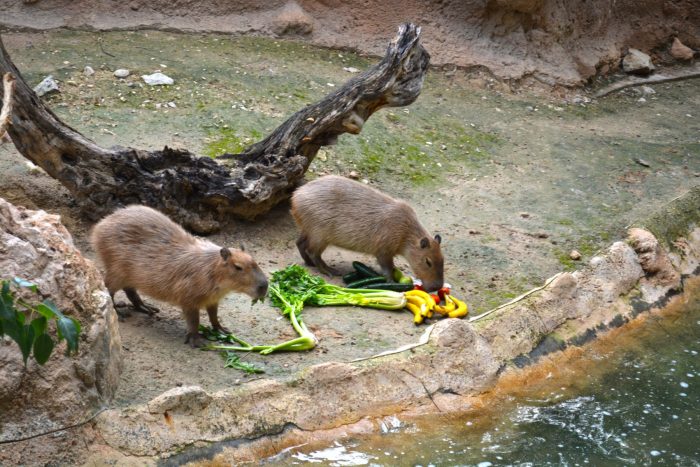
[185,332,205,348]
[134,303,160,316]
[114,303,133,320]
[213,324,231,335]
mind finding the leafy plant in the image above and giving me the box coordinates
[221,352,264,374]
[0,278,81,366]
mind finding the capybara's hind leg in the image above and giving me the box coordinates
[104,275,131,320]
[183,308,204,348]
[124,287,160,316]
[296,234,315,266]
[207,304,230,334]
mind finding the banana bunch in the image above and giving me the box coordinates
[404,290,468,325]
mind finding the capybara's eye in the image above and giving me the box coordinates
[233,263,243,271]
[426,258,432,268]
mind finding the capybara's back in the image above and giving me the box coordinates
[291,175,413,256]
[90,205,196,306]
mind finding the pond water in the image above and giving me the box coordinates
[268,288,699,466]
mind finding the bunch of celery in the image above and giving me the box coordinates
[270,264,407,310]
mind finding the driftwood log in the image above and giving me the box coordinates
[0,24,429,233]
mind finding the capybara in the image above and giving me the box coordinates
[90,205,268,347]
[290,175,444,291]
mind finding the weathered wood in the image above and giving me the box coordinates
[0,73,14,140]
[0,24,429,233]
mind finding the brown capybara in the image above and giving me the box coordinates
[290,175,445,291]
[90,205,268,347]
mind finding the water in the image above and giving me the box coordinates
[270,289,700,466]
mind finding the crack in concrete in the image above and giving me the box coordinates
[401,368,443,413]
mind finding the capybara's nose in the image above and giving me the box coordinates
[256,281,268,298]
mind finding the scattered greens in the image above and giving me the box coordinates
[0,278,82,366]
[203,265,407,361]
[222,352,265,374]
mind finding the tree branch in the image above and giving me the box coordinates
[0,24,429,233]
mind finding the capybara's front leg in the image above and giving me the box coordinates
[207,304,231,334]
[183,308,204,348]
[376,253,396,282]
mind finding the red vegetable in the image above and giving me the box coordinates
[430,294,441,304]
[437,286,451,301]
[413,284,424,291]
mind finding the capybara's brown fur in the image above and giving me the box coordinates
[290,175,444,291]
[90,205,268,347]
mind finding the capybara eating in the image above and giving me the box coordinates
[290,175,444,291]
[90,205,268,347]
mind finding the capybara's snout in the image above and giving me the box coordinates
[255,278,269,299]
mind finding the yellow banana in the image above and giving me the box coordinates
[405,302,424,324]
[405,290,436,308]
[447,295,468,318]
[406,295,427,307]
[433,295,456,316]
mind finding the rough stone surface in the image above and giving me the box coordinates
[670,37,694,61]
[628,228,680,285]
[113,68,130,78]
[32,74,59,96]
[96,318,499,456]
[0,198,122,464]
[622,48,655,75]
[271,1,313,36]
[141,72,174,86]
[477,241,645,362]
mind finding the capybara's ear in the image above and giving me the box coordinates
[434,234,442,244]
[420,237,430,249]
[220,247,231,260]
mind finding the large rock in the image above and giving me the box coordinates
[0,198,122,464]
[622,48,656,75]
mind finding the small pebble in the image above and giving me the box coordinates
[114,69,130,78]
[570,250,582,260]
[348,170,359,179]
[83,66,95,76]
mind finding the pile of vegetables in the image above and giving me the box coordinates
[342,261,468,325]
[204,264,407,358]
[205,263,469,373]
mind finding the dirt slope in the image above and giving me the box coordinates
[1,0,698,85]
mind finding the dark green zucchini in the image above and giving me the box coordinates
[342,271,364,284]
[346,276,386,288]
[352,261,381,278]
[360,282,414,292]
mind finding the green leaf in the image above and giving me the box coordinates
[222,352,264,374]
[57,316,80,354]
[36,300,60,320]
[17,324,35,366]
[31,316,48,337]
[0,281,14,321]
[2,317,19,342]
[33,333,54,365]
[13,277,38,293]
